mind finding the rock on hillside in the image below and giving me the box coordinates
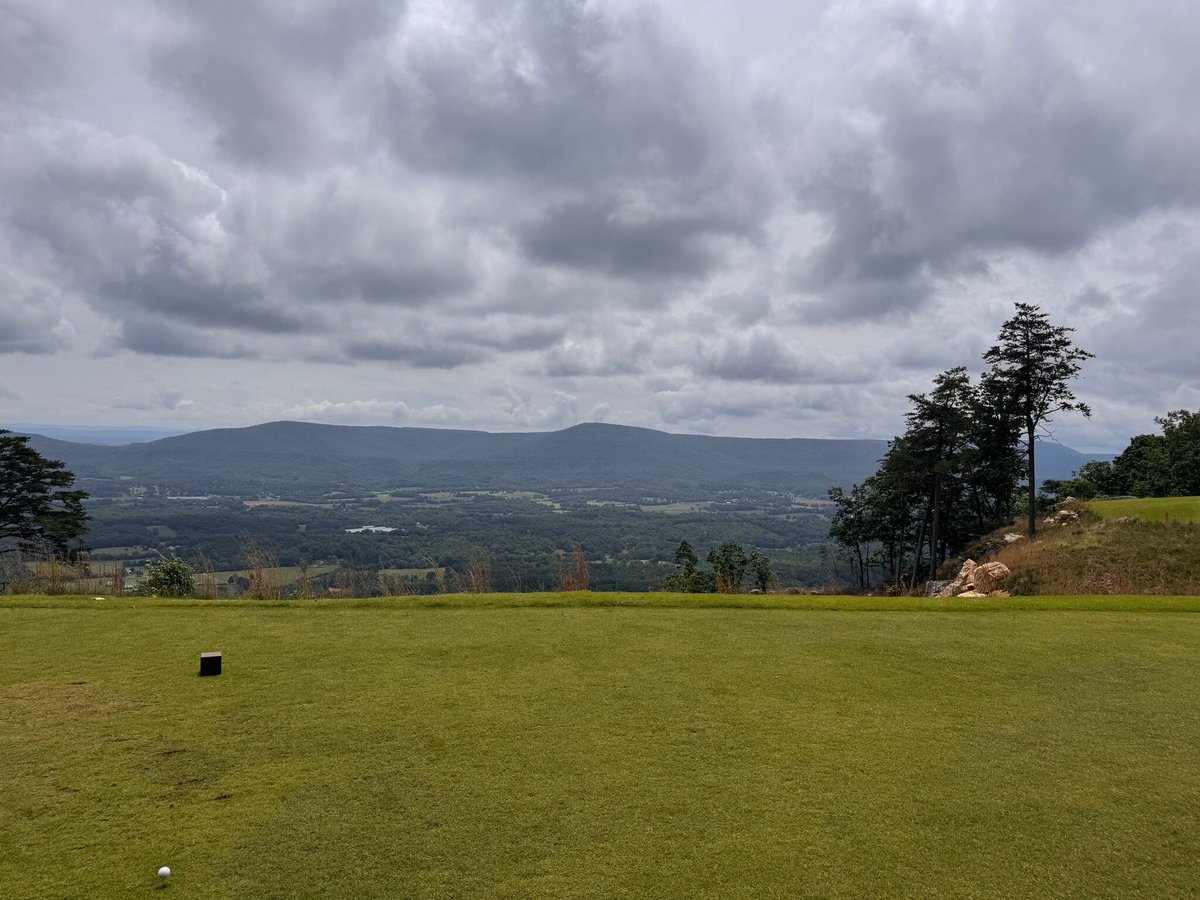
[949,502,1200,595]
[936,560,1012,597]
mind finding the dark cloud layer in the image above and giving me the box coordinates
[118,317,261,359]
[0,273,69,354]
[343,337,487,370]
[381,1,720,186]
[0,1,74,95]
[793,2,1200,320]
[520,200,722,279]
[1,0,1198,444]
[150,0,401,169]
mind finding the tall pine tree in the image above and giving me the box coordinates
[983,303,1092,536]
[0,430,89,560]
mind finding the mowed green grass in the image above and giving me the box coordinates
[3,596,1199,898]
[1089,496,1200,523]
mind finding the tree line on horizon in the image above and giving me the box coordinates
[662,540,775,593]
[1043,409,1200,501]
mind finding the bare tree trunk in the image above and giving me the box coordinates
[911,498,930,591]
[1027,422,1037,537]
[928,476,941,580]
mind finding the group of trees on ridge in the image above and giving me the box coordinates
[1044,409,1200,501]
[827,303,1093,590]
[662,540,774,593]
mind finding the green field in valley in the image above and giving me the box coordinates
[3,594,1199,898]
[1088,496,1200,523]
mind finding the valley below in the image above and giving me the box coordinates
[17,420,1110,595]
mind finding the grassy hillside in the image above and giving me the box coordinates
[1088,496,1200,524]
[989,504,1200,594]
[3,595,1199,897]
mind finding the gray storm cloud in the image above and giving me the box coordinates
[0,0,1198,445]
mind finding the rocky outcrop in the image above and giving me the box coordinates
[936,558,1012,597]
[1043,508,1080,527]
[973,562,1012,594]
[937,560,977,597]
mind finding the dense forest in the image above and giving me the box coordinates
[81,488,834,592]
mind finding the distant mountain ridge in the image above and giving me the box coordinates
[15,421,1111,499]
[7,424,186,445]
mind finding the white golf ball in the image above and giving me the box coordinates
[158,866,171,878]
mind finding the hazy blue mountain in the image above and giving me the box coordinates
[6,424,187,445]
[1033,442,1115,486]
[16,421,1111,499]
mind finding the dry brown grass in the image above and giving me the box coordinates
[558,547,590,591]
[191,549,218,599]
[239,535,281,600]
[988,511,1200,595]
[445,558,494,594]
[294,564,315,599]
[6,556,125,595]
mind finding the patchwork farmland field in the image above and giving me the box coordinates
[2,594,1198,898]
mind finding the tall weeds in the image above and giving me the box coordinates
[0,552,35,594]
[240,535,281,600]
[110,563,126,596]
[192,549,218,599]
[558,547,590,591]
[379,571,416,596]
[290,564,313,599]
[444,558,493,594]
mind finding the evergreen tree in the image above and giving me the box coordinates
[966,370,1023,527]
[0,430,89,560]
[828,305,1093,585]
[827,484,875,589]
[662,540,715,593]
[828,365,1027,590]
[674,540,698,578]
[903,367,976,578]
[983,303,1092,536]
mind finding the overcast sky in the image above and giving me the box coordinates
[2,0,1198,451]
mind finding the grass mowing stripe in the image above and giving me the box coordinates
[1,601,1198,897]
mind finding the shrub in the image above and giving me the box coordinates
[140,556,195,598]
[662,570,716,593]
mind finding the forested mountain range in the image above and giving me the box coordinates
[19,421,1109,500]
